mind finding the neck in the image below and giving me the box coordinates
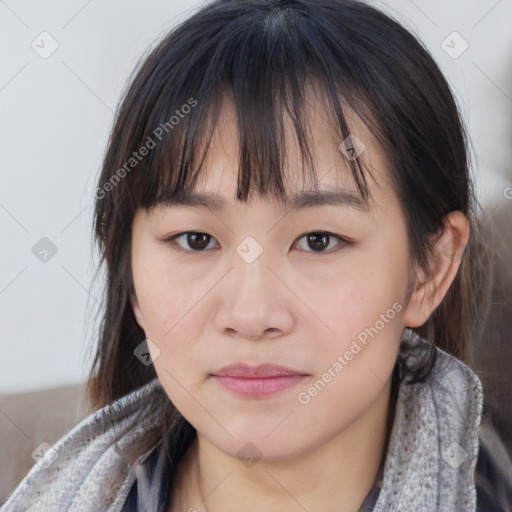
[173,377,395,512]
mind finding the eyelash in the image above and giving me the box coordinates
[163,231,353,254]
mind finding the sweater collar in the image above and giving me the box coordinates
[373,330,483,511]
[2,331,483,512]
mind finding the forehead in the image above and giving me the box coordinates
[152,90,395,216]
[136,78,402,228]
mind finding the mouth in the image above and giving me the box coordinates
[211,363,310,397]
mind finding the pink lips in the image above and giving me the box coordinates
[212,364,309,397]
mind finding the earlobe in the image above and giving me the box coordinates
[130,294,145,329]
[402,272,431,328]
[402,210,470,328]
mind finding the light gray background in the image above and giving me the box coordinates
[1,0,511,393]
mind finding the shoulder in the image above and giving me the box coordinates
[0,378,166,512]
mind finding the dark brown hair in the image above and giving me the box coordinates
[87,0,489,418]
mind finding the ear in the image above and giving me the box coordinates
[402,210,470,328]
[130,292,145,330]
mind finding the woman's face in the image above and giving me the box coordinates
[130,96,415,461]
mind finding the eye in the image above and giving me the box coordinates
[165,232,219,251]
[294,231,351,253]
[164,230,352,254]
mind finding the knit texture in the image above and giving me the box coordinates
[1,331,485,511]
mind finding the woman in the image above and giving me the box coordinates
[3,0,512,510]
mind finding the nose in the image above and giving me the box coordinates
[213,245,295,341]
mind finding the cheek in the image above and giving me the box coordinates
[297,241,408,384]
[131,253,220,387]
[302,253,406,340]
[132,252,208,339]
[293,274,403,439]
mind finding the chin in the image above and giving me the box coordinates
[201,426,312,463]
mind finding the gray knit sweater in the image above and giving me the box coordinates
[2,332,512,512]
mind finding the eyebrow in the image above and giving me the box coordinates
[157,188,370,212]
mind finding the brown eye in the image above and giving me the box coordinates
[307,233,329,252]
[167,232,218,251]
[295,232,350,253]
[186,233,212,250]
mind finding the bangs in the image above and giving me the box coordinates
[116,3,388,213]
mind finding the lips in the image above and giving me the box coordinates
[212,363,309,397]
[213,363,308,378]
